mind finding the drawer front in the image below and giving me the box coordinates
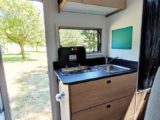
[72,96,132,120]
[70,73,137,113]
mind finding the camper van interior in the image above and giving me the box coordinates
[0,0,160,120]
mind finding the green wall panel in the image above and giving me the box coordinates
[112,26,133,49]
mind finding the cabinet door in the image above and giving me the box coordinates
[70,73,137,113]
[83,0,126,9]
[72,96,132,120]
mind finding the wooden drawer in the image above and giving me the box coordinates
[72,96,132,120]
[70,73,137,113]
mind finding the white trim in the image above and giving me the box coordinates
[55,25,103,56]
[43,1,60,120]
[55,24,60,49]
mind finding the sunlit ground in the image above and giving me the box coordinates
[3,52,52,120]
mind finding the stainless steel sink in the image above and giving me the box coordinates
[59,66,99,75]
[94,64,131,74]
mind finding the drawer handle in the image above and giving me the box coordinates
[106,104,111,109]
[106,80,111,84]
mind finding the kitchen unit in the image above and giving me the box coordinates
[58,73,137,120]
[54,47,138,120]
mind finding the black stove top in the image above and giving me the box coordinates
[58,46,86,67]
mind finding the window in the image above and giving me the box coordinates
[59,28,102,53]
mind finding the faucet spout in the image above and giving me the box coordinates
[107,57,119,64]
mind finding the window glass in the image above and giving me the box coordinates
[59,28,102,53]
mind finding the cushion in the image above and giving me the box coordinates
[144,67,160,120]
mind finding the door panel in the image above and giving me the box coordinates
[0,93,3,112]
[0,93,5,120]
[0,47,12,120]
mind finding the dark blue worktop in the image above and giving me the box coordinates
[54,68,137,85]
[53,58,138,85]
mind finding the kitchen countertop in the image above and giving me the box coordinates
[53,58,138,85]
[55,68,137,85]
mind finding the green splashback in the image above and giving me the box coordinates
[112,26,133,49]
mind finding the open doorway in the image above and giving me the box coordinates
[0,0,52,120]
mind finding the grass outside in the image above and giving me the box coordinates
[2,52,52,120]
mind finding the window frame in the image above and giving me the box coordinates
[58,27,102,54]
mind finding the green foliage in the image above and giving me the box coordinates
[0,0,45,59]
[2,52,38,63]
[59,29,84,47]
[59,29,98,52]
[81,30,98,52]
[2,54,29,63]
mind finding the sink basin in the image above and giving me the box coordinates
[59,66,99,75]
[94,64,131,74]
[58,64,131,76]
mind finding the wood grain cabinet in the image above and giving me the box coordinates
[72,96,132,120]
[59,73,137,120]
[58,0,127,16]
[83,0,126,9]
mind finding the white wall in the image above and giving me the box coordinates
[106,0,143,61]
[42,1,107,120]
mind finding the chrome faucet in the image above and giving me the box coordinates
[107,57,119,64]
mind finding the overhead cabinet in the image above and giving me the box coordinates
[58,0,127,16]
